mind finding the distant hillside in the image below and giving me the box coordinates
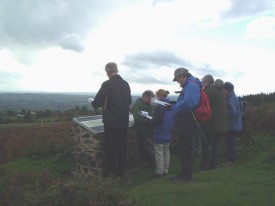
[0,92,179,112]
[0,93,139,112]
[0,93,95,112]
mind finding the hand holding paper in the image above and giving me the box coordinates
[151,98,171,106]
[88,98,94,103]
[139,111,152,119]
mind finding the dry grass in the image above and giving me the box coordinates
[0,121,72,163]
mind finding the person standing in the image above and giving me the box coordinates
[169,67,201,183]
[148,89,174,178]
[91,62,132,179]
[224,81,242,166]
[132,90,155,165]
[200,75,228,170]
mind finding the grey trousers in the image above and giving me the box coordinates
[154,143,170,174]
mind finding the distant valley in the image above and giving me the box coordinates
[0,92,178,112]
[0,92,96,112]
[0,92,179,112]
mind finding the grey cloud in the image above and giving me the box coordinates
[198,64,244,81]
[127,74,165,85]
[221,0,275,19]
[122,50,192,69]
[122,50,232,85]
[58,33,84,52]
[122,50,197,85]
[196,64,226,77]
[0,0,124,53]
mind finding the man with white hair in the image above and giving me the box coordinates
[92,62,132,179]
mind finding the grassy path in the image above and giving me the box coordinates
[125,147,275,206]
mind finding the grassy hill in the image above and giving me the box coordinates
[0,121,274,205]
[125,150,275,206]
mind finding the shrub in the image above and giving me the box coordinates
[0,168,135,206]
[243,103,275,134]
[0,122,74,163]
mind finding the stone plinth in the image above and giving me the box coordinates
[71,115,138,179]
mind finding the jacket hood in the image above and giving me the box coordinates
[183,76,201,88]
[211,79,224,89]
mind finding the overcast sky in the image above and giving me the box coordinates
[0,0,275,95]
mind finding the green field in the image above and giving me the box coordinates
[0,121,274,206]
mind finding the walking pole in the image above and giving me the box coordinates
[191,111,211,150]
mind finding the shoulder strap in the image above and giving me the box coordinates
[189,80,202,89]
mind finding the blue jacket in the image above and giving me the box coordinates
[148,98,174,144]
[226,91,242,132]
[172,76,201,134]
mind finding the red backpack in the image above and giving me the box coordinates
[191,81,212,123]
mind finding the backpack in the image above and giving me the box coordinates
[191,81,212,123]
[238,96,246,117]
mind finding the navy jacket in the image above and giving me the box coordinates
[148,98,174,144]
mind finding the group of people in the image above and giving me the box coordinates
[91,62,242,183]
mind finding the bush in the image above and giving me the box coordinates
[243,103,275,134]
[0,122,136,205]
[0,168,135,206]
[0,122,73,163]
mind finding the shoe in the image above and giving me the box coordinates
[172,177,193,184]
[152,173,163,178]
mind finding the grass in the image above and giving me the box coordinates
[124,147,275,206]
[1,121,274,205]
[2,154,71,177]
[1,145,274,206]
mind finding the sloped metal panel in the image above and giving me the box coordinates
[73,114,134,135]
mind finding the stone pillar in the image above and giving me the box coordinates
[71,115,138,179]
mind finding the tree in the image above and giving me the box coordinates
[6,110,16,116]
[23,110,33,122]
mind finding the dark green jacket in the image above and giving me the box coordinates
[203,79,228,134]
[132,97,154,137]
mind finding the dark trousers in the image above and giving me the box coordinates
[103,125,128,178]
[177,133,194,181]
[200,132,223,170]
[225,131,237,162]
[192,129,201,156]
[136,130,155,163]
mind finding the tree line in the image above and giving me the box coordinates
[0,92,274,124]
[0,106,96,124]
[243,92,275,105]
